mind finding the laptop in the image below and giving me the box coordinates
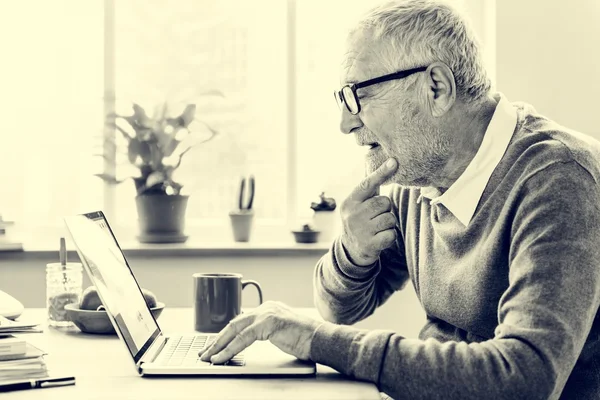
[63,210,316,376]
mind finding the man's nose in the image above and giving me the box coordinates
[339,107,363,135]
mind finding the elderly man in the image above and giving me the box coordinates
[199,0,600,398]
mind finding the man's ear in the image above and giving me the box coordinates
[423,62,456,117]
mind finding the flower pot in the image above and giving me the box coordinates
[291,229,320,244]
[135,194,189,243]
[229,210,254,242]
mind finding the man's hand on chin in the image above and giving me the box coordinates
[198,301,323,364]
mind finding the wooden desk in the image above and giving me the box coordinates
[4,307,381,400]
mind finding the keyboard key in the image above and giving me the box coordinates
[155,334,245,367]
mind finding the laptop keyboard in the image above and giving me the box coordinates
[155,335,245,367]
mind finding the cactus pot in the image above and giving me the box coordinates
[135,194,189,243]
[229,210,254,242]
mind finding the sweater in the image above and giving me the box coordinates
[311,100,600,400]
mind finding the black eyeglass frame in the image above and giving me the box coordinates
[334,66,428,115]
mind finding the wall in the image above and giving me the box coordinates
[496,0,600,138]
[0,252,427,338]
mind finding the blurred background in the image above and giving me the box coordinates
[0,0,598,331]
[0,0,598,246]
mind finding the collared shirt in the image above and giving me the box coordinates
[419,93,518,226]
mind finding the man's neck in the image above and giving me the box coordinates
[433,96,499,191]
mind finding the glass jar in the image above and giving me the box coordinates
[46,262,83,327]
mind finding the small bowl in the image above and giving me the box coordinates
[64,302,165,334]
[291,230,320,243]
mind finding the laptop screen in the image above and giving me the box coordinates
[64,211,161,363]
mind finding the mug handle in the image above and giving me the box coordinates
[241,280,263,305]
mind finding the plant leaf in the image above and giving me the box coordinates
[155,128,175,155]
[167,180,183,195]
[114,125,134,142]
[247,174,255,210]
[145,171,165,188]
[164,166,175,180]
[162,136,180,157]
[136,128,154,141]
[180,104,196,128]
[132,103,154,129]
[189,119,219,140]
[172,145,193,171]
[139,141,152,163]
[120,115,139,130]
[128,139,142,164]
[149,145,163,170]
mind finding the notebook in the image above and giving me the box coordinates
[63,211,316,376]
[0,338,47,382]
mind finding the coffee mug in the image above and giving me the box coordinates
[193,273,263,333]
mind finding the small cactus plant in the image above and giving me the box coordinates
[229,175,256,242]
[237,175,255,212]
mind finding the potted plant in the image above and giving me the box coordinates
[96,99,221,243]
[291,223,320,244]
[229,175,255,242]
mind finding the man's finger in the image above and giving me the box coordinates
[372,227,397,249]
[198,314,253,361]
[350,158,397,201]
[370,212,396,234]
[210,326,259,364]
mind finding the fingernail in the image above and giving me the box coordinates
[386,159,396,169]
[210,354,219,364]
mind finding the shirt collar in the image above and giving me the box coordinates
[419,93,517,226]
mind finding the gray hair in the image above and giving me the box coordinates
[352,0,491,103]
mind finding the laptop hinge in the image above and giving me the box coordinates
[138,334,167,368]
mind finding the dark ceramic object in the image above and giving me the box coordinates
[291,230,320,243]
[193,273,263,333]
[135,194,189,243]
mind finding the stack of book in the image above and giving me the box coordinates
[0,316,47,382]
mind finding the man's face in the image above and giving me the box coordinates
[339,29,450,187]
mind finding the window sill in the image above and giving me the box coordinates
[2,223,336,259]
[1,239,332,260]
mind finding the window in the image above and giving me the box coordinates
[294,0,382,226]
[0,0,105,246]
[0,0,494,247]
[108,0,289,242]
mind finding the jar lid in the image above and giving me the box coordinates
[46,262,83,271]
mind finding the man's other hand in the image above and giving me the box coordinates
[198,301,322,364]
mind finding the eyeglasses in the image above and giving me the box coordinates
[334,66,428,115]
